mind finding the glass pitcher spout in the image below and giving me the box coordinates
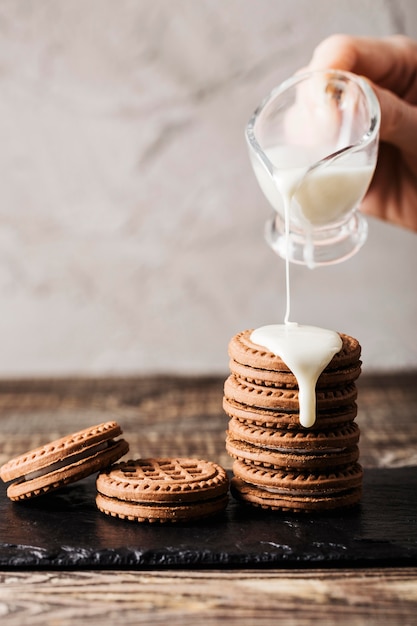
[246,69,380,267]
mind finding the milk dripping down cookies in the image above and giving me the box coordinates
[223,328,363,512]
[222,228,365,513]
[224,70,376,513]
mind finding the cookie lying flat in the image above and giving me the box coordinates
[96,457,229,523]
[0,421,129,501]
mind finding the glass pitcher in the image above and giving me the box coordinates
[246,69,380,267]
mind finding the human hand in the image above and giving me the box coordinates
[307,34,417,232]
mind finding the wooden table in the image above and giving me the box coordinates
[0,373,416,624]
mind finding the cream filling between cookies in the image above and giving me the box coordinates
[260,445,345,454]
[23,441,110,481]
[258,485,339,496]
[250,325,342,428]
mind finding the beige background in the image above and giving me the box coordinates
[0,0,416,377]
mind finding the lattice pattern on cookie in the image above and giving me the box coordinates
[96,458,228,499]
[120,458,208,482]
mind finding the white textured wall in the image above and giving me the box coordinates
[0,0,416,376]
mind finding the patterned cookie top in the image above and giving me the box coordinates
[0,421,123,482]
[227,417,360,451]
[96,458,229,504]
[224,375,358,412]
[229,330,361,373]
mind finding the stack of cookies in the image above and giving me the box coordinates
[224,329,363,512]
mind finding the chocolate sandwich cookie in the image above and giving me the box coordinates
[233,459,363,493]
[229,329,361,373]
[224,375,358,412]
[227,418,360,451]
[229,357,361,389]
[0,421,129,501]
[230,461,363,512]
[225,435,359,470]
[231,477,362,512]
[96,457,229,523]
[223,397,358,430]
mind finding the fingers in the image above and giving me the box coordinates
[373,84,417,155]
[362,145,417,231]
[308,34,417,154]
[308,34,417,95]
[309,34,359,72]
[305,34,417,231]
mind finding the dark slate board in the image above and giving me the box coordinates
[0,467,416,569]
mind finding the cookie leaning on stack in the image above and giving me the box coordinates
[0,422,129,501]
[223,329,363,512]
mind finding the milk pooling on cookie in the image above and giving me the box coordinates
[251,324,342,428]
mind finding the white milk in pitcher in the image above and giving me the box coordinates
[252,145,374,229]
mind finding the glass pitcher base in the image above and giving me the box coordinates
[265,212,368,267]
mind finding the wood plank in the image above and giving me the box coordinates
[0,569,416,625]
[0,376,416,623]
[0,373,416,468]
